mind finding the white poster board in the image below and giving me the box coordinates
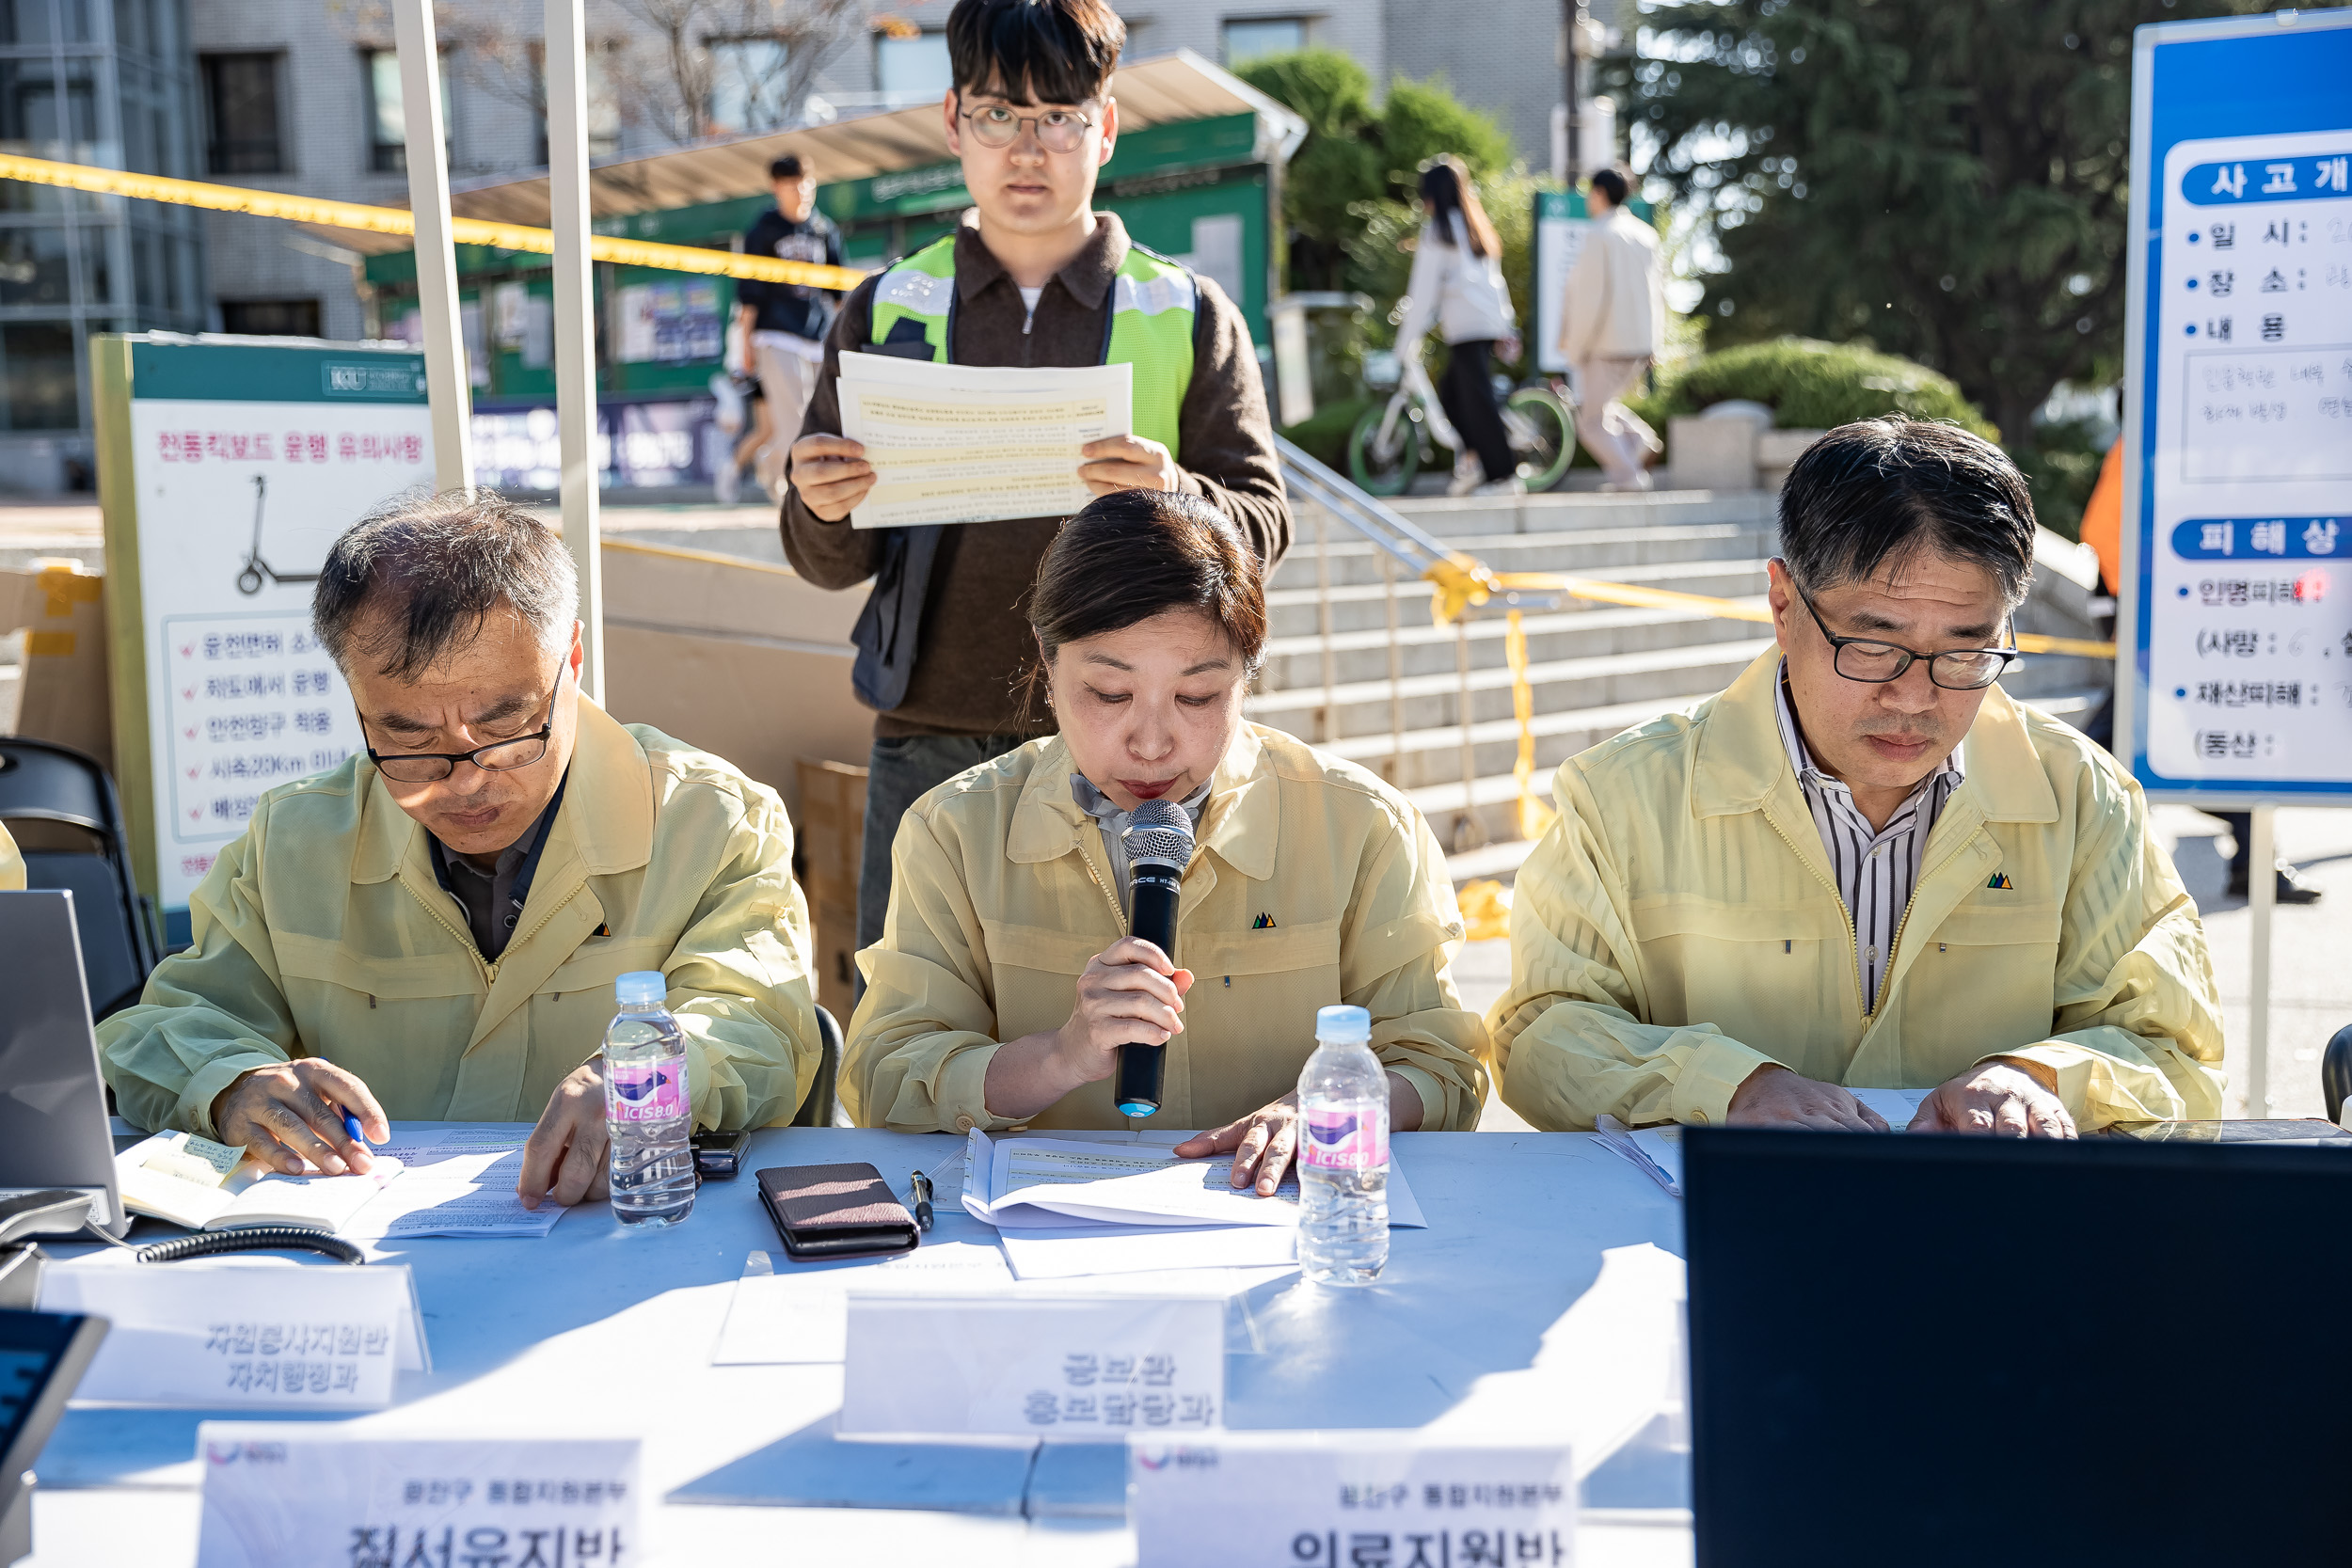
[1533,190,1594,376]
[2119,12,2352,803]
[97,339,436,940]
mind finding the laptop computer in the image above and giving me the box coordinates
[1683,1128,2352,1566]
[0,891,127,1241]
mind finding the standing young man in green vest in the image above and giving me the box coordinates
[782,0,1289,958]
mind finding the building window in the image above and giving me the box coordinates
[875,29,951,103]
[1223,18,1307,65]
[220,299,321,338]
[201,53,284,174]
[0,321,80,430]
[364,48,452,174]
[532,42,622,165]
[0,226,72,307]
[707,37,792,136]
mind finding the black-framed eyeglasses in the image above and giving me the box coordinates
[1784,568,2021,691]
[956,100,1095,152]
[363,667,566,784]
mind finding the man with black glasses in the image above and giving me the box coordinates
[99,491,818,1209]
[1489,419,2225,1136]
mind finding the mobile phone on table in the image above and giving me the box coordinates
[691,1130,749,1180]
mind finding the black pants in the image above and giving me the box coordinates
[2217,812,2255,880]
[1437,338,1515,483]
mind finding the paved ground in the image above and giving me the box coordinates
[1454,804,2352,1131]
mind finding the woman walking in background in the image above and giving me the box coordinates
[1394,156,1524,498]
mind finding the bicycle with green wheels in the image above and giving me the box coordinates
[1345,350,1575,498]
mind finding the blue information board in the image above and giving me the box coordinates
[2118,10,2352,802]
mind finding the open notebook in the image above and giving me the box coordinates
[114,1128,567,1239]
[114,1132,405,1232]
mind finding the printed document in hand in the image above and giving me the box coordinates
[836,350,1131,529]
[961,1131,1427,1231]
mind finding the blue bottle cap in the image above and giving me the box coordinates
[1316,1005,1371,1043]
[615,971,667,1007]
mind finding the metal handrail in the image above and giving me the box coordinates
[1275,436,1449,574]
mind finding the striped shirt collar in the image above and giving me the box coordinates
[1773,664,1963,1014]
[1772,665,1963,813]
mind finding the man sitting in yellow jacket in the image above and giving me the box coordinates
[100,491,819,1206]
[1490,419,2223,1136]
[0,822,21,890]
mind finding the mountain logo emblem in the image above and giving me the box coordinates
[612,1070,672,1101]
[1305,1115,1359,1146]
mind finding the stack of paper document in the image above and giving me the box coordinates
[344,1129,568,1240]
[961,1131,1427,1280]
[836,351,1132,529]
[113,1128,567,1241]
[1593,1088,1931,1199]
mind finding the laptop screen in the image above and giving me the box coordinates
[1683,1128,2352,1566]
[0,890,120,1226]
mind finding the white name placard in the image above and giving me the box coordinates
[195,1427,640,1568]
[37,1257,427,1409]
[839,1291,1224,1443]
[1129,1433,1578,1568]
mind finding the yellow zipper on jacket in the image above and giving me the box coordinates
[1760,810,1869,1021]
[1073,842,1126,934]
[1869,829,1982,1018]
[404,879,494,989]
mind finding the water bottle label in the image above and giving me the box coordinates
[1300,1106,1387,1171]
[607,1059,687,1123]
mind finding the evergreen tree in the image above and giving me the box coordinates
[1238,49,1514,296]
[1610,0,2288,444]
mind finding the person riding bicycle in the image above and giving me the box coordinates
[1393,156,1523,498]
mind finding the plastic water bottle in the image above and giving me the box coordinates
[1296,1004,1389,1286]
[604,971,694,1227]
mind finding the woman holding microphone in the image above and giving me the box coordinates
[843,490,1487,1191]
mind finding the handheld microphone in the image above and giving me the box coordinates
[1113,799,1194,1118]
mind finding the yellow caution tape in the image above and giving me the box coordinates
[0,152,871,292]
[1455,877,1513,943]
[1421,556,2119,863]
[36,562,101,616]
[1502,610,1555,844]
[25,630,76,656]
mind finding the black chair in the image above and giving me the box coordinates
[792,1005,843,1127]
[0,737,158,1018]
[2323,1024,2352,1128]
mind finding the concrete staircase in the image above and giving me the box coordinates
[1248,488,2113,882]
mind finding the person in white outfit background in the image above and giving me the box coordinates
[1393,156,1526,498]
[1557,166,1665,492]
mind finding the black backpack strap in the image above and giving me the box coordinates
[850,525,946,711]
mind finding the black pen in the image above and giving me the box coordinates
[909,1169,934,1232]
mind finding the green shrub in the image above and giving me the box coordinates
[1647,339,1996,440]
[2008,418,2110,542]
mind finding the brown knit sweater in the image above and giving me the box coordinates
[779,213,1290,738]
